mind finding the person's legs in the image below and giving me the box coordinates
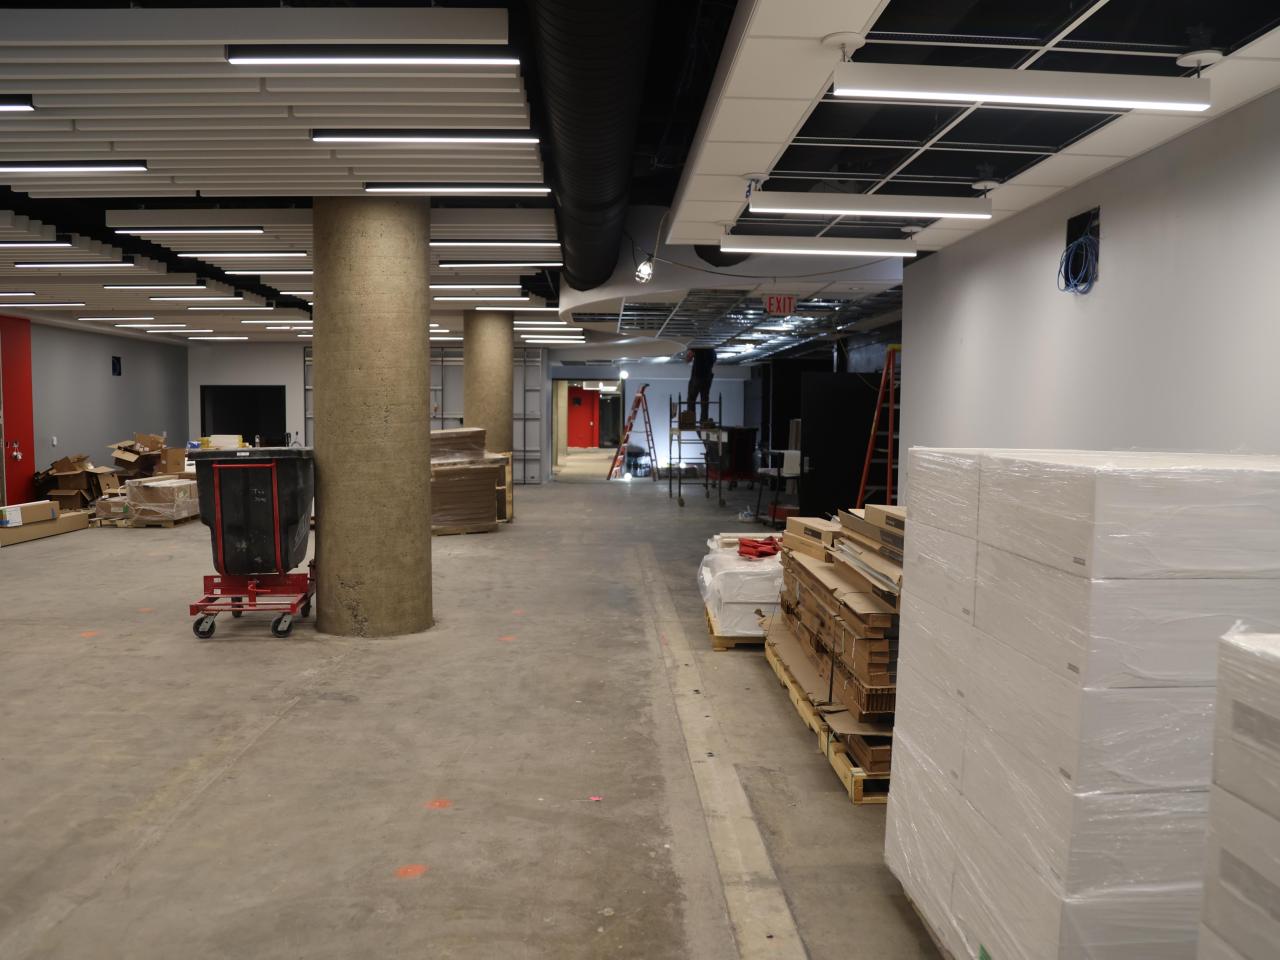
[686,375,701,418]
[700,375,714,423]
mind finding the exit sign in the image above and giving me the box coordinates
[764,294,796,316]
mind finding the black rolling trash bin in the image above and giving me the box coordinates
[187,448,316,639]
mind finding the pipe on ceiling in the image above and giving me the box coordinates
[527,0,657,292]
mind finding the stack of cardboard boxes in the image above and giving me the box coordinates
[1199,632,1280,960]
[430,428,510,534]
[772,509,901,788]
[886,448,1280,960]
[0,499,89,547]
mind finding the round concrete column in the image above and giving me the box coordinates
[313,196,432,636]
[463,310,514,453]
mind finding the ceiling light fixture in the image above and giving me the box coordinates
[116,323,180,328]
[634,258,654,283]
[105,283,207,290]
[313,129,538,145]
[178,251,307,259]
[0,161,147,173]
[279,290,313,296]
[430,283,522,290]
[0,241,72,249]
[432,295,530,302]
[117,227,266,236]
[13,302,86,308]
[439,261,563,269]
[188,336,249,341]
[265,325,292,331]
[224,269,313,276]
[0,291,35,297]
[748,190,992,220]
[430,336,464,341]
[833,60,1210,112]
[365,183,550,196]
[524,338,585,344]
[297,334,312,339]
[15,261,133,269]
[151,295,243,302]
[0,96,34,112]
[80,316,154,322]
[513,319,567,325]
[226,44,519,67]
[189,305,274,312]
[719,234,917,258]
[505,306,561,312]
[429,241,561,249]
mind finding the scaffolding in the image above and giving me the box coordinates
[667,392,726,508]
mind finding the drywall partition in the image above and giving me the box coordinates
[900,86,1280,479]
[30,324,187,462]
[187,343,306,444]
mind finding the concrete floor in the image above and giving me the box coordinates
[0,465,938,959]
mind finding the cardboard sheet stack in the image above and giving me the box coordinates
[0,499,89,547]
[776,514,900,773]
[887,448,1280,960]
[698,534,782,637]
[1198,632,1280,960]
[429,428,506,534]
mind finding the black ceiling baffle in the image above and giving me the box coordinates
[525,0,659,292]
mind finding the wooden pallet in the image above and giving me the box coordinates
[826,738,890,805]
[91,514,199,529]
[705,604,766,652]
[432,522,499,537]
[764,640,829,742]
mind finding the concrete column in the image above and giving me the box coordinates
[462,310,514,453]
[313,197,432,636]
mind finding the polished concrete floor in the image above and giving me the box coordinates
[0,465,937,959]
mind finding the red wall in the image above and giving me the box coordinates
[0,315,36,504]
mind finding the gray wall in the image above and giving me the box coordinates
[31,324,188,462]
[901,85,1280,485]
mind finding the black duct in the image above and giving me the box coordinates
[527,0,657,292]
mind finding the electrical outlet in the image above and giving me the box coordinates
[50,435,57,447]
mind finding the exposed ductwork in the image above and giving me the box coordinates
[527,0,657,292]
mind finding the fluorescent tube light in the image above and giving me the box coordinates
[15,302,86,307]
[718,234,917,258]
[280,290,313,296]
[430,336,464,341]
[432,295,530,302]
[297,334,312,339]
[188,305,274,312]
[225,269,313,276]
[513,319,567,325]
[0,96,34,112]
[749,190,992,220]
[151,295,243,302]
[833,60,1211,113]
[439,261,563,269]
[515,327,576,333]
[178,251,307,258]
[226,44,519,67]
[506,306,561,312]
[0,291,35,297]
[524,338,585,344]
[188,336,249,341]
[80,316,154,321]
[366,183,550,196]
[116,323,180,328]
[15,261,133,269]
[106,283,207,290]
[0,241,72,249]
[430,283,522,290]
[265,326,292,331]
[313,129,537,145]
[429,241,560,248]
[117,227,265,236]
[0,161,147,173]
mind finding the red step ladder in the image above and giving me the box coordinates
[607,383,659,481]
[856,344,901,508]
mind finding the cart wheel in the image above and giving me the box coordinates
[231,597,243,619]
[192,615,216,639]
[271,613,294,638]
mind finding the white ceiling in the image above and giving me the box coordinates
[669,0,1280,253]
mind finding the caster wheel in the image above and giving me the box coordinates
[231,597,243,619]
[192,615,216,639]
[271,613,294,638]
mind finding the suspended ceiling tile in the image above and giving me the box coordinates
[694,140,786,176]
[677,200,750,223]
[986,183,1067,211]
[723,38,839,100]
[668,222,730,245]
[1003,152,1125,189]
[706,97,812,144]
[1060,113,1201,158]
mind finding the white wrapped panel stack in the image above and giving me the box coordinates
[888,448,1280,960]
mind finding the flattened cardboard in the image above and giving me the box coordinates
[0,509,89,546]
[832,537,904,594]
[782,530,827,561]
[838,527,904,565]
[768,615,833,706]
[839,508,905,550]
[865,503,907,532]
[792,551,897,625]
[785,515,840,546]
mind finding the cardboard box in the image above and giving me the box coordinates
[48,488,91,512]
[1214,633,1280,822]
[978,450,1280,579]
[837,526,904,565]
[1202,787,1280,960]
[831,535,903,597]
[838,507,905,550]
[902,519,977,622]
[159,447,190,475]
[785,515,840,546]
[976,544,1280,689]
[905,447,982,539]
[781,529,827,561]
[0,499,58,527]
[94,495,132,520]
[125,477,199,522]
[831,658,894,718]
[0,509,90,546]
[864,502,906,533]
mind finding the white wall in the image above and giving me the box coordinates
[901,86,1280,474]
[187,343,306,443]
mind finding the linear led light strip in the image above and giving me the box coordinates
[439,261,563,269]
[80,316,154,321]
[0,241,71,249]
[0,161,147,173]
[432,295,529,302]
[832,61,1211,113]
[226,269,313,276]
[107,283,206,290]
[10,301,85,307]
[189,336,248,341]
[152,295,242,302]
[226,44,519,67]
[366,184,550,196]
[429,241,560,248]
[0,291,35,297]
[749,190,992,220]
[0,96,34,112]
[430,283,522,290]
[313,129,538,144]
[189,306,274,312]
[117,227,265,236]
[719,234,917,258]
[15,261,134,269]
[179,251,307,258]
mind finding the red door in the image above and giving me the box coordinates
[0,316,36,505]
[567,386,599,447]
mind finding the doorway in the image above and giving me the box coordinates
[567,385,599,448]
[200,385,288,446]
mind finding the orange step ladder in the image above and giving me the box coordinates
[607,383,659,481]
[856,345,901,508]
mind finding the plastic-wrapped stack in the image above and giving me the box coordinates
[887,448,1280,960]
[698,536,782,637]
[1199,631,1280,960]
